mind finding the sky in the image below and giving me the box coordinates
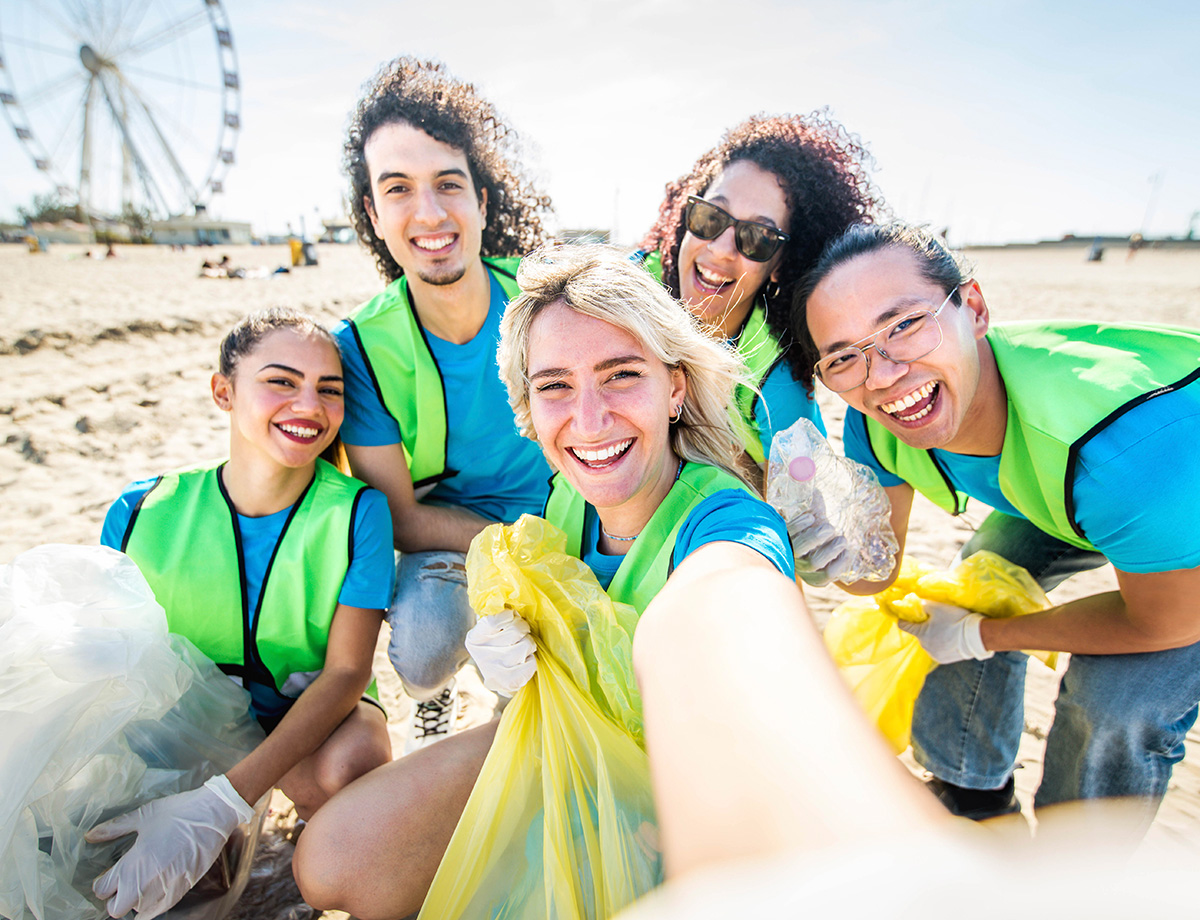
[1,0,1197,246]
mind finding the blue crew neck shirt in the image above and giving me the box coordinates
[332,271,551,523]
[579,488,795,589]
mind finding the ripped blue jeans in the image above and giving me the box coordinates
[386,550,475,702]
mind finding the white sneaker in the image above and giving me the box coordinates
[404,679,460,754]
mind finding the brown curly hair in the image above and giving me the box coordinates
[639,111,885,391]
[345,57,553,283]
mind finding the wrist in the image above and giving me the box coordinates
[204,774,256,825]
[964,614,993,660]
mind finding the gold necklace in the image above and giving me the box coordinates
[597,458,685,545]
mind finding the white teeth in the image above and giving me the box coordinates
[280,423,319,438]
[571,439,632,463]
[881,382,936,417]
[696,265,733,287]
[414,234,454,251]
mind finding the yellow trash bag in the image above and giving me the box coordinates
[823,551,1057,753]
[419,515,662,920]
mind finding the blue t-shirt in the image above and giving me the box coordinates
[331,272,552,524]
[102,476,395,722]
[841,382,1200,573]
[580,488,795,589]
[752,359,825,460]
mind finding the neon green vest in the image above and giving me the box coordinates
[122,458,367,697]
[543,462,749,614]
[639,249,783,462]
[347,257,521,488]
[865,322,1200,550]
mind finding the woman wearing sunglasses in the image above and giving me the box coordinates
[640,113,884,472]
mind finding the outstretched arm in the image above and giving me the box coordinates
[980,565,1200,655]
[634,549,946,879]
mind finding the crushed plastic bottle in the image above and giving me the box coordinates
[766,419,898,587]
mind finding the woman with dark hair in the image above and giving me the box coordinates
[640,112,884,471]
[87,308,394,919]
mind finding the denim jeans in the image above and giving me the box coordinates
[385,550,475,702]
[912,510,1200,812]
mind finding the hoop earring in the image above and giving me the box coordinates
[669,405,682,424]
[763,280,781,301]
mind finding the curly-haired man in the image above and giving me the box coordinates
[331,57,552,750]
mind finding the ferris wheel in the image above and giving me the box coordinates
[0,0,241,220]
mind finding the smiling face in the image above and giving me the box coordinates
[527,301,687,533]
[213,328,345,471]
[805,247,1001,454]
[363,121,487,287]
[677,160,789,339]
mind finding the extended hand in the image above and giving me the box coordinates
[86,774,254,919]
[898,602,993,664]
[787,511,856,587]
[466,609,537,696]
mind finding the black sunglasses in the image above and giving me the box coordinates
[684,195,790,262]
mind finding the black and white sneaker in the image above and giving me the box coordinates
[404,679,460,754]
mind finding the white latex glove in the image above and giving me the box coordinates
[897,602,994,665]
[466,609,537,697]
[86,774,254,919]
[786,510,856,587]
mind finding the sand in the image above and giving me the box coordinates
[3,240,1199,915]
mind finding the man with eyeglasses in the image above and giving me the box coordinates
[794,222,1200,828]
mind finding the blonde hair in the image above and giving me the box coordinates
[497,243,754,489]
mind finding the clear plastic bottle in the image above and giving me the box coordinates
[766,419,898,586]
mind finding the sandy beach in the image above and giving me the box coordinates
[3,240,1199,916]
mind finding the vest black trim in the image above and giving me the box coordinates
[1063,366,1200,540]
[120,474,164,552]
[347,297,457,491]
[403,282,458,489]
[346,488,365,566]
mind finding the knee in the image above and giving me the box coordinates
[390,633,469,698]
[313,729,391,798]
[292,816,349,910]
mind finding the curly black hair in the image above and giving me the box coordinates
[640,111,885,392]
[344,57,553,283]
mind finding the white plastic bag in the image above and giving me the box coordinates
[0,545,266,920]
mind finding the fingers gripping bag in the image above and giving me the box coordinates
[420,516,661,920]
[822,551,1058,753]
[0,545,267,920]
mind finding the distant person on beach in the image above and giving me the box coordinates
[89,308,393,919]
[294,243,797,919]
[794,222,1200,830]
[328,57,553,751]
[1127,231,1145,261]
[639,113,883,482]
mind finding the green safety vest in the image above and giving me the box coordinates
[864,321,1200,550]
[639,249,783,462]
[122,458,368,697]
[543,461,749,614]
[346,257,521,488]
